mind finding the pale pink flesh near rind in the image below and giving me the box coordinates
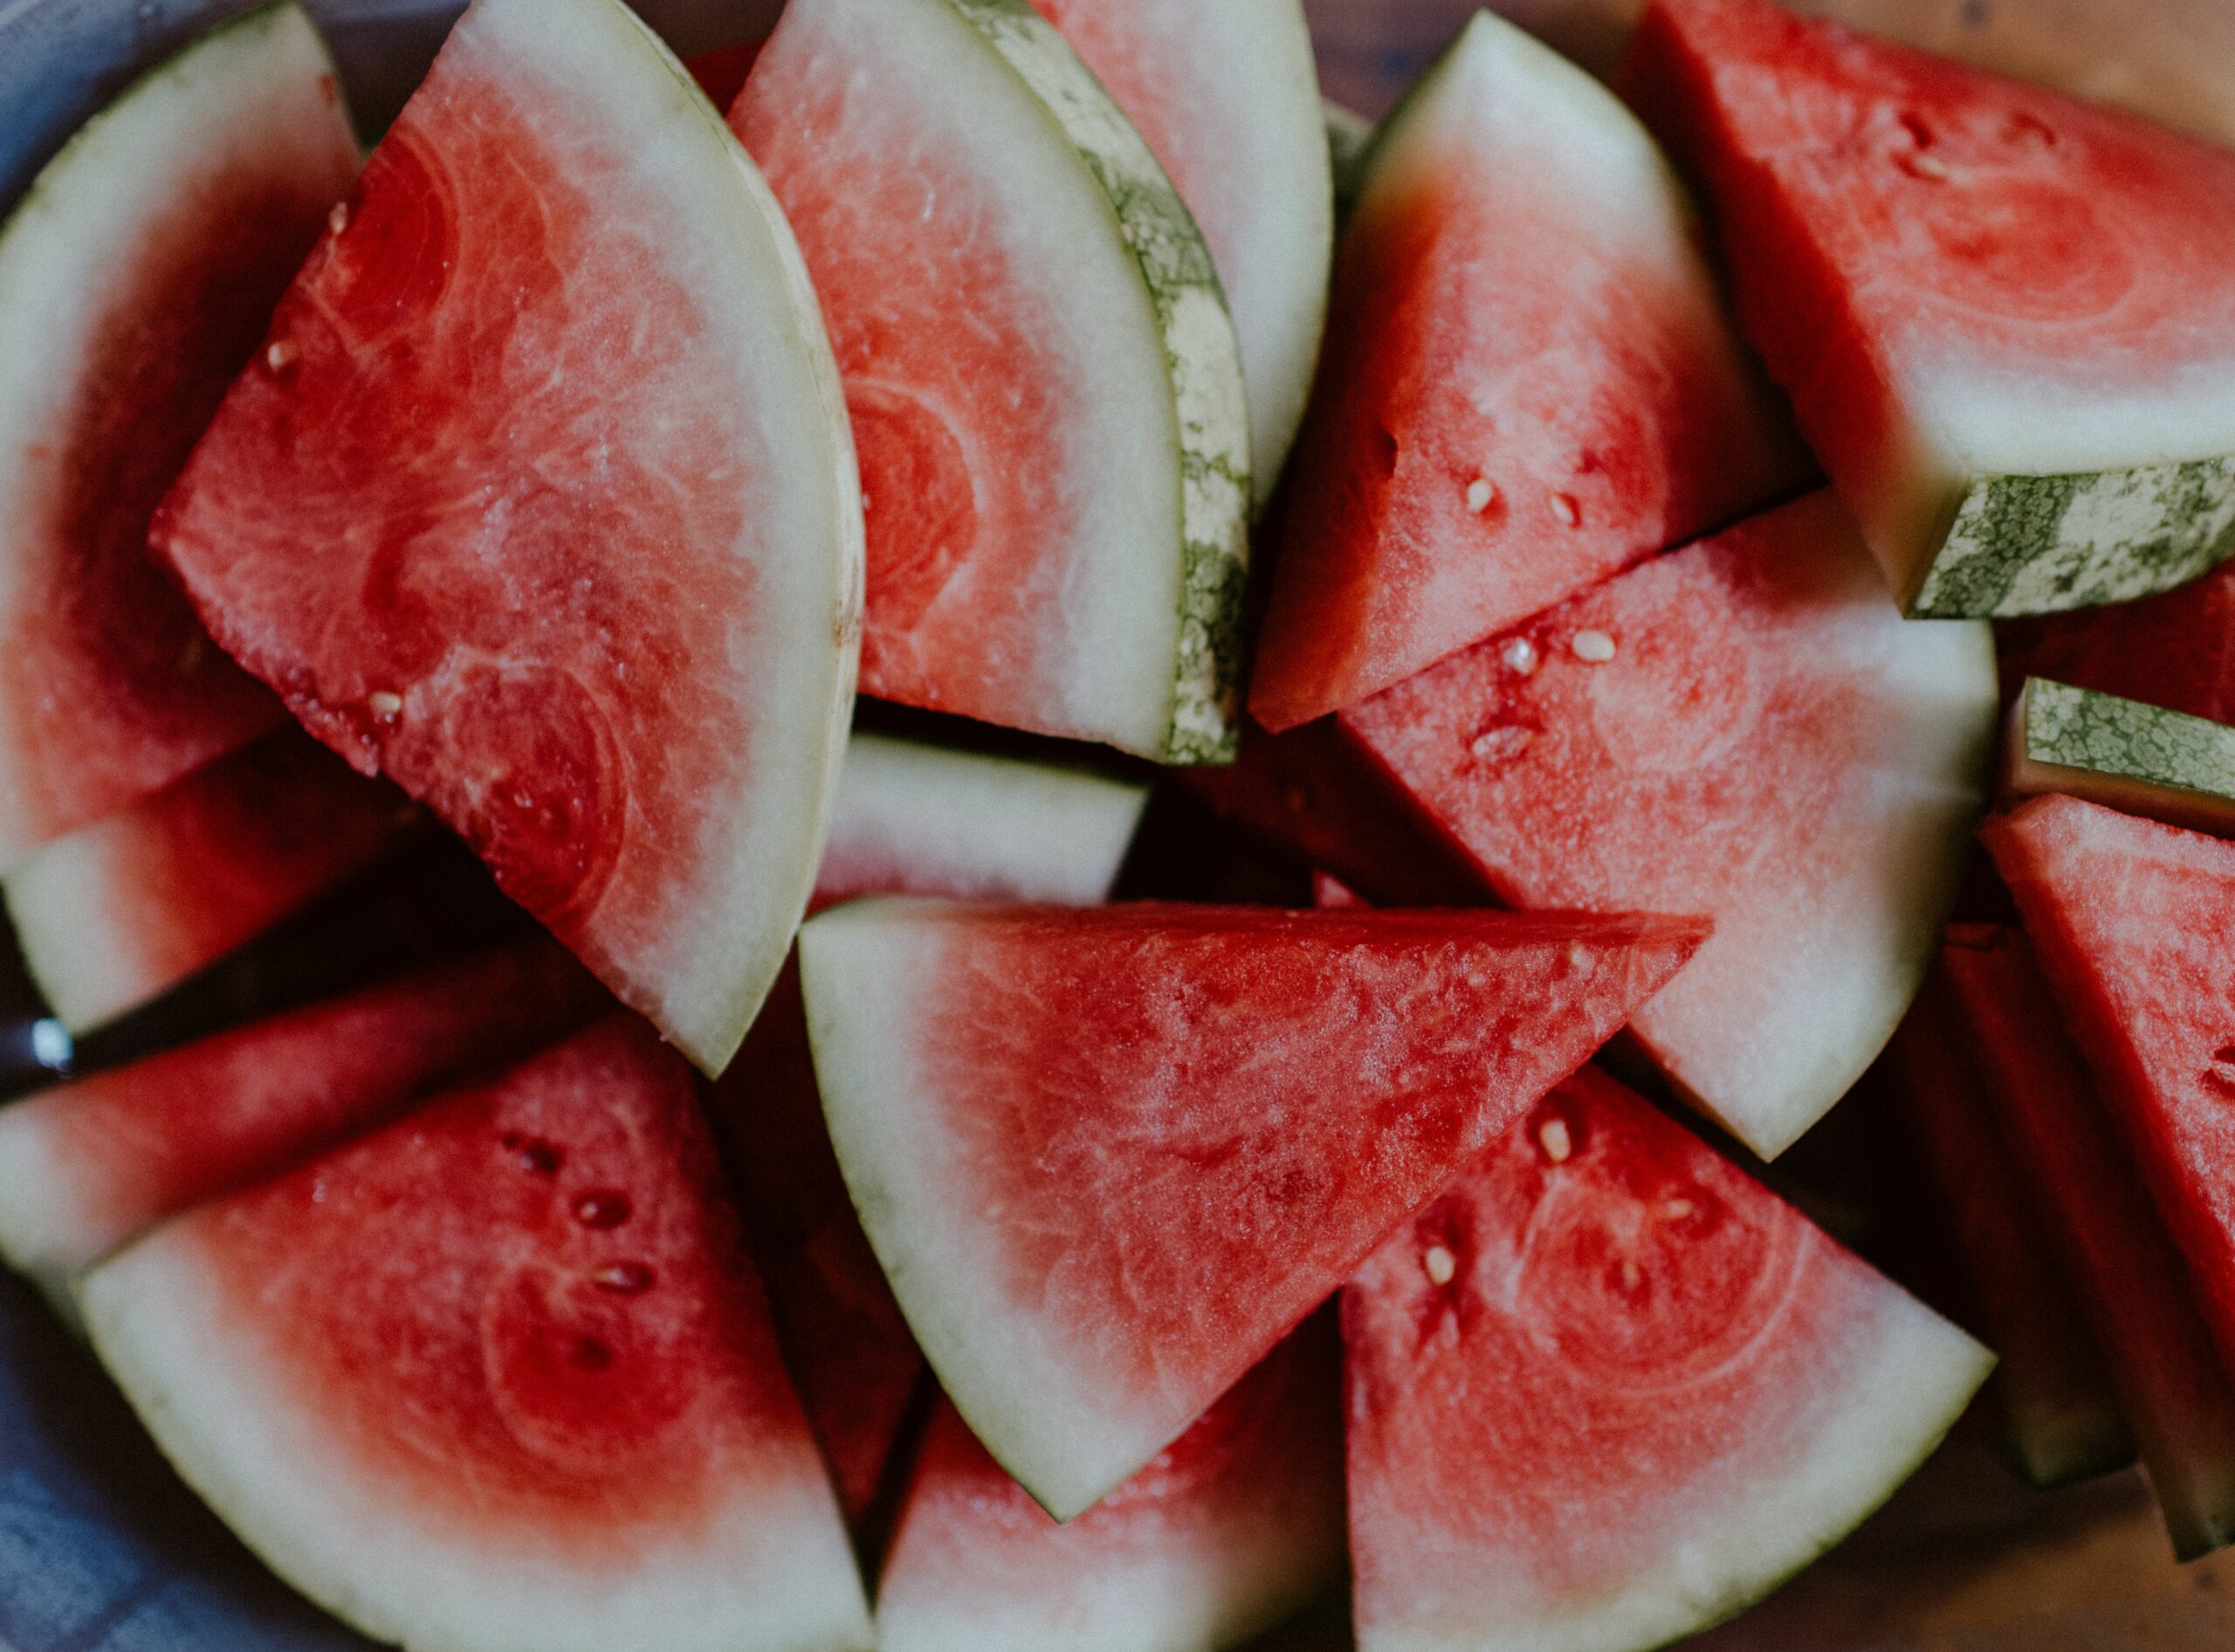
[802,898,1708,1519]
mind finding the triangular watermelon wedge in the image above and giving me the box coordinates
[1344,1065,1990,1652]
[876,1321,1344,1652]
[1250,10,1807,730]
[1340,491,1998,1159]
[3,730,427,1033]
[0,3,359,864]
[1627,0,2235,617]
[732,0,1250,762]
[150,0,863,1076]
[1026,0,1333,506]
[1883,990,2133,1490]
[78,1015,873,1652]
[0,940,603,1311]
[1983,795,2235,1382]
[801,898,1707,1519]
[1938,925,2235,1560]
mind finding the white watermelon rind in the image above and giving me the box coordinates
[505,0,863,1076]
[0,1092,99,1325]
[1908,458,2235,618]
[822,732,1148,906]
[943,0,1251,765]
[2005,676,2235,835]
[0,0,352,866]
[78,1201,876,1652]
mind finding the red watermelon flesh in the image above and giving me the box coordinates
[802,898,1708,1519]
[1626,0,2235,615]
[149,0,863,1076]
[77,1014,872,1652]
[1340,490,1998,1160]
[1995,560,2235,720]
[1248,10,1806,732]
[3,729,428,1033]
[1883,986,2133,1490]
[1344,1065,1990,1652]
[686,38,763,109]
[1939,923,2235,1560]
[1984,795,2235,1386]
[876,1322,1344,1652]
[0,6,361,864]
[0,939,604,1307]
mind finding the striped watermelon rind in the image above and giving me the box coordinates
[2007,676,2235,835]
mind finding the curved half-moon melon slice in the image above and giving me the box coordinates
[1251,10,1806,731]
[1628,0,2235,616]
[79,1015,873,1652]
[1345,1065,1991,1652]
[0,940,602,1310]
[732,0,1250,762]
[801,898,1706,1519]
[1028,0,1332,503]
[151,0,863,1075]
[877,1321,1344,1652]
[3,731,428,1033]
[0,3,359,865]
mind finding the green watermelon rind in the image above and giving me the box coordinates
[2010,677,2235,829]
[1908,458,2235,618]
[946,0,1251,765]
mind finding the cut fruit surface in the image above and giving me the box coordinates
[801,898,1706,1518]
[1627,0,2235,616]
[1940,925,2235,1560]
[1251,10,1806,730]
[0,3,358,864]
[150,0,863,1075]
[877,1322,1344,1652]
[1028,0,1332,504]
[78,1015,873,1652]
[1996,560,2235,723]
[0,940,602,1308]
[3,731,426,1032]
[733,0,1249,761]
[1984,795,2235,1385]
[1884,988,2133,1490]
[2005,678,2235,838]
[1342,491,1998,1159]
[815,732,1147,911]
[1344,1065,1990,1652]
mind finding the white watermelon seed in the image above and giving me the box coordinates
[1503,637,1539,676]
[1468,725,1532,763]
[328,201,350,237]
[1903,151,1950,181]
[1571,630,1617,663]
[1664,1198,1695,1219]
[265,338,299,373]
[1539,1118,1573,1164]
[1466,477,1496,513]
[368,691,403,720]
[1550,492,1581,527]
[1422,1244,1456,1285]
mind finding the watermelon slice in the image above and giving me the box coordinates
[1248,10,1806,732]
[1026,0,1332,505]
[1983,795,2235,1383]
[0,940,602,1311]
[1883,989,2133,1490]
[815,731,1148,911]
[78,1015,873,1652]
[3,731,427,1033]
[2004,677,2235,838]
[1939,925,2235,1560]
[1627,0,2235,617]
[1996,559,2235,722]
[148,0,863,1075]
[1340,491,1998,1159]
[1325,101,1375,217]
[0,3,359,865]
[876,1321,1344,1652]
[732,0,1250,762]
[1344,1065,1991,1652]
[801,898,1706,1518]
